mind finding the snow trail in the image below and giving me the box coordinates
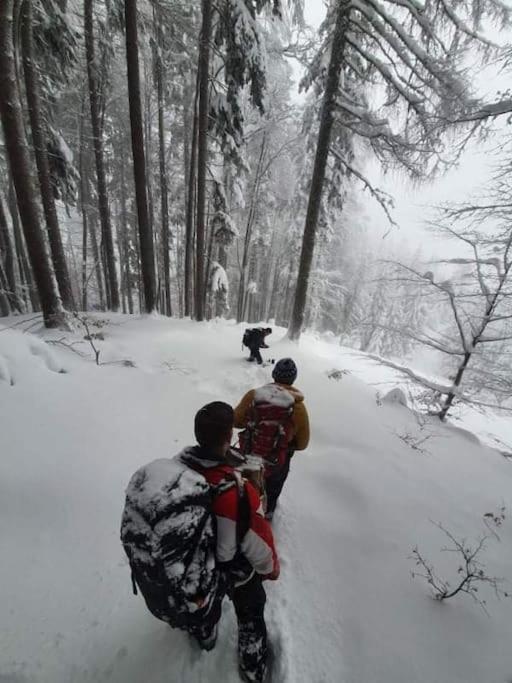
[1,315,512,683]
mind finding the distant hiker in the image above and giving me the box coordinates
[242,327,272,365]
[234,358,310,519]
[121,402,279,683]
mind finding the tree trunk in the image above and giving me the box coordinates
[204,207,215,318]
[438,352,472,421]
[288,1,351,340]
[194,0,212,321]
[124,0,156,314]
[0,259,11,316]
[181,93,191,316]
[143,52,156,309]
[267,253,283,321]
[8,179,37,310]
[119,161,134,314]
[21,0,74,310]
[236,135,266,323]
[0,192,22,312]
[89,215,105,310]
[84,0,120,311]
[0,0,63,327]
[116,216,127,314]
[155,11,171,316]
[81,190,88,311]
[185,73,199,317]
[79,96,88,311]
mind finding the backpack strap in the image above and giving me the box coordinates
[181,462,250,551]
[131,569,138,596]
[269,403,294,465]
[222,470,250,547]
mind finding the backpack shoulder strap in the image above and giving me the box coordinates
[220,470,250,546]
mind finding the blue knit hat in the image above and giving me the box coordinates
[272,358,297,385]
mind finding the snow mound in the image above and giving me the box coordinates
[1,316,512,683]
[444,423,481,446]
[0,329,65,385]
[383,387,408,407]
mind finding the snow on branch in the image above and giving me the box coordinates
[329,148,397,226]
[208,261,229,294]
[362,351,455,395]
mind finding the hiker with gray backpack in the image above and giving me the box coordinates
[120,402,279,683]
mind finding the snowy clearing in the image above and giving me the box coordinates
[1,315,511,683]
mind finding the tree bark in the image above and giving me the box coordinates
[185,73,199,317]
[81,188,88,311]
[155,11,171,316]
[0,259,11,316]
[21,0,74,310]
[115,215,127,314]
[143,52,156,309]
[84,0,120,311]
[125,0,156,314]
[0,192,22,312]
[0,0,63,327]
[8,179,37,310]
[204,205,215,318]
[89,214,105,310]
[237,134,266,323]
[438,352,472,421]
[79,95,88,311]
[119,160,134,314]
[194,0,212,321]
[288,1,351,340]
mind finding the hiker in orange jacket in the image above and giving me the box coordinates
[234,358,310,519]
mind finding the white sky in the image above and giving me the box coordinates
[290,1,511,262]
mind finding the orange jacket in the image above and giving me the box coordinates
[234,383,310,451]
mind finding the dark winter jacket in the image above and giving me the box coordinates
[245,328,271,350]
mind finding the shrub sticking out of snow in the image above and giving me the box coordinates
[411,512,511,614]
[327,368,351,381]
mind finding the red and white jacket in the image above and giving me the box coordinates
[181,447,279,584]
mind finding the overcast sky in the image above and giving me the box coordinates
[290,1,510,262]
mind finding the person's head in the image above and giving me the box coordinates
[272,358,297,386]
[194,402,234,455]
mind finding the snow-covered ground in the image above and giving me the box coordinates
[1,315,511,683]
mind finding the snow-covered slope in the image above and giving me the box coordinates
[1,316,511,683]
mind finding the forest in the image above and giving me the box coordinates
[1,0,512,420]
[3,4,512,683]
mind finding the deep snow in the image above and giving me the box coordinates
[1,315,511,683]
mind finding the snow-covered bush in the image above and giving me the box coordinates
[411,512,510,614]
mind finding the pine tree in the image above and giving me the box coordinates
[0,191,22,314]
[288,1,351,339]
[125,0,156,314]
[84,0,120,311]
[21,0,75,311]
[0,0,64,328]
[288,0,510,340]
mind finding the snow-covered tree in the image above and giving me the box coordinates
[288,0,511,340]
[388,215,512,419]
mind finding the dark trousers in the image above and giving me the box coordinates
[233,574,267,681]
[192,573,267,681]
[265,450,293,515]
[248,345,263,364]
